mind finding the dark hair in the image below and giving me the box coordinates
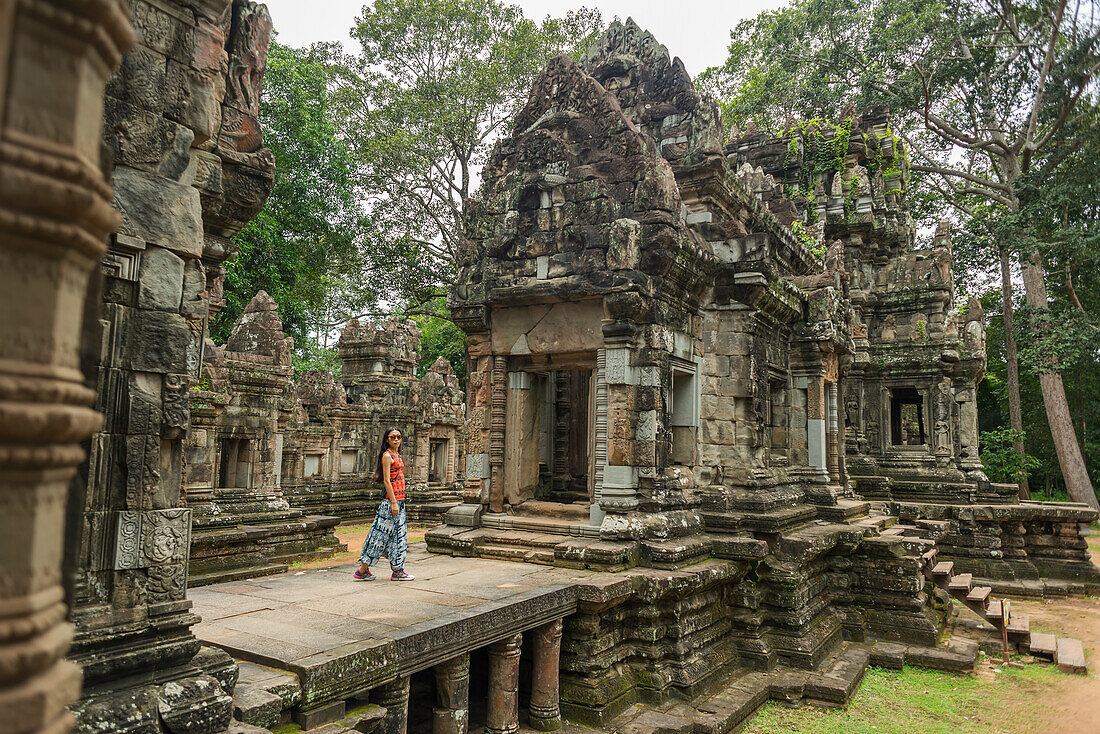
[372,427,401,482]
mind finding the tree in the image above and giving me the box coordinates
[330,0,603,311]
[706,0,1100,508]
[410,297,467,382]
[216,42,374,349]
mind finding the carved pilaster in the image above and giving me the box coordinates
[0,1,133,732]
[371,676,410,734]
[432,653,470,734]
[489,355,507,513]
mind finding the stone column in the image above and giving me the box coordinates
[432,652,470,734]
[806,376,827,474]
[826,382,841,483]
[372,676,411,734]
[486,633,522,734]
[528,620,563,731]
[0,1,132,732]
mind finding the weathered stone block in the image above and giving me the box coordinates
[113,167,203,257]
[127,310,191,373]
[105,98,195,179]
[232,685,281,729]
[128,0,196,64]
[106,44,168,113]
[138,246,184,312]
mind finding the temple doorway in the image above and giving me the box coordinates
[504,364,594,510]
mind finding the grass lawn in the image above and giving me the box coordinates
[743,661,1059,734]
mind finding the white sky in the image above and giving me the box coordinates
[261,0,783,77]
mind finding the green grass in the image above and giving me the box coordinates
[742,663,1059,734]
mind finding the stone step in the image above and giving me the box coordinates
[921,547,938,567]
[188,563,288,588]
[473,529,564,550]
[1006,614,1030,641]
[687,673,769,734]
[1055,638,1087,675]
[1028,632,1057,659]
[802,644,871,705]
[476,543,533,563]
[948,573,973,593]
[985,600,1003,622]
[237,661,302,710]
[232,684,282,730]
[966,586,991,605]
[815,499,871,522]
[931,561,954,577]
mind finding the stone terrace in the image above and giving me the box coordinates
[190,549,983,733]
[191,548,584,729]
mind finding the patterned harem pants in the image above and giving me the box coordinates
[358,499,407,571]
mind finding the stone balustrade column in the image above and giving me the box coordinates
[528,619,563,731]
[0,1,132,732]
[432,652,470,734]
[372,676,411,734]
[485,633,522,734]
[826,382,841,483]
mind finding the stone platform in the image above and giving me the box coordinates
[191,547,585,728]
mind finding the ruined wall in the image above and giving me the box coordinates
[66,1,277,730]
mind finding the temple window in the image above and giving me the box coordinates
[670,362,699,465]
[304,453,323,477]
[340,449,358,475]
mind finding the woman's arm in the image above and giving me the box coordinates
[381,452,399,515]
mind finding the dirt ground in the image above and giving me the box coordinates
[988,532,1100,732]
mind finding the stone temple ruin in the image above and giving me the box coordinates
[2,5,1098,734]
[184,298,466,585]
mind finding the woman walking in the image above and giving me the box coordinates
[354,427,414,581]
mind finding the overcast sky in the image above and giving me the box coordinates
[261,0,782,77]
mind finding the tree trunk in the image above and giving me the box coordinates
[999,246,1030,499]
[1019,254,1098,510]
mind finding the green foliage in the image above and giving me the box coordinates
[291,342,342,377]
[215,42,372,350]
[408,298,466,382]
[790,220,825,257]
[980,428,1040,483]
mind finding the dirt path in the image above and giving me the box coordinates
[991,533,1100,732]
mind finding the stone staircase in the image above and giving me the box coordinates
[847,503,1088,676]
[922,549,1087,675]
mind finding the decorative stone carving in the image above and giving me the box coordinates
[114,509,191,569]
